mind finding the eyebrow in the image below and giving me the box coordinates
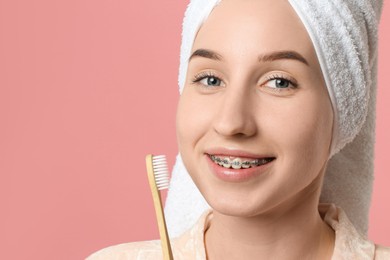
[189,48,223,61]
[189,48,309,66]
[259,51,309,66]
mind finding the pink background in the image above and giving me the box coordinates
[0,1,388,259]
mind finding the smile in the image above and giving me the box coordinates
[209,154,275,169]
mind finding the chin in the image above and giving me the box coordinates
[202,188,270,217]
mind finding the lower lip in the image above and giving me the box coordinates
[205,155,274,182]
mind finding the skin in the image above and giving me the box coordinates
[176,0,335,259]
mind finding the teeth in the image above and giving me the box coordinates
[231,158,242,169]
[222,158,231,168]
[217,158,223,166]
[209,155,273,169]
[251,159,259,167]
[241,161,251,168]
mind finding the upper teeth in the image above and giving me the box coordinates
[210,155,272,169]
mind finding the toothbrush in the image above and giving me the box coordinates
[145,154,174,260]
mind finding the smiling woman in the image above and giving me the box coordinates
[176,2,334,258]
[87,0,389,259]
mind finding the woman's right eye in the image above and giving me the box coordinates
[192,72,225,88]
[199,76,222,87]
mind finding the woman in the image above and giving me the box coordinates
[88,0,389,259]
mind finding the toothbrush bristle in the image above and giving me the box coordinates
[152,155,170,190]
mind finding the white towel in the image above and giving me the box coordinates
[165,0,383,236]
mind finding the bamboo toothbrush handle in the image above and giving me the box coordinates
[153,188,174,260]
[146,155,174,260]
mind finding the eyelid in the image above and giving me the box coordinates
[257,72,299,96]
[262,73,297,86]
[190,70,298,91]
[260,73,298,89]
[191,70,226,86]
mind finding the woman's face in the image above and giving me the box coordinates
[177,0,333,217]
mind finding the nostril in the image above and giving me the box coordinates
[213,117,257,137]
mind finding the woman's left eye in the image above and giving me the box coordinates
[266,78,292,89]
[262,76,297,90]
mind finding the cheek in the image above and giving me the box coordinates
[176,89,213,152]
[266,92,333,164]
[176,89,217,188]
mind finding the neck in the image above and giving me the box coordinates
[204,173,335,260]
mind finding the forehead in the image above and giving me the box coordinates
[193,0,315,62]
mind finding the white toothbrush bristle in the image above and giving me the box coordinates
[152,155,170,190]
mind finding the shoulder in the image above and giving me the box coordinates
[86,240,163,260]
[320,204,390,259]
[375,244,390,259]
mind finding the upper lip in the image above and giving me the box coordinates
[205,147,275,159]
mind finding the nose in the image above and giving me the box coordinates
[213,85,257,138]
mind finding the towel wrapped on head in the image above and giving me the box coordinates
[165,0,383,236]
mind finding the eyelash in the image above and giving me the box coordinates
[191,71,221,86]
[191,72,298,91]
[263,74,298,90]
